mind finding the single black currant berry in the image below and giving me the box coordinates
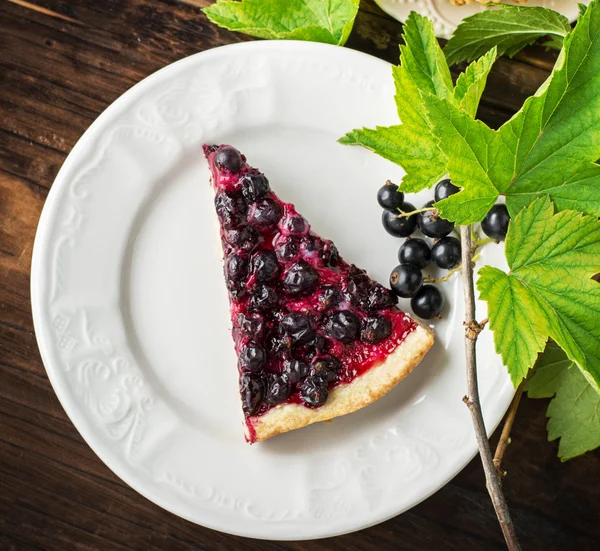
[240,173,270,202]
[431,236,461,269]
[282,358,309,385]
[411,285,445,319]
[239,342,266,372]
[324,310,360,344]
[226,253,249,282]
[417,201,454,238]
[310,355,340,383]
[275,237,300,262]
[239,372,264,415]
[365,285,397,311]
[318,285,342,310]
[249,198,283,228]
[215,145,243,172]
[237,312,265,339]
[248,284,278,311]
[300,376,329,408]
[282,260,319,296]
[214,191,247,230]
[481,203,510,241]
[377,182,405,209]
[389,264,423,298]
[361,316,392,344]
[224,225,258,252]
[398,238,431,269]
[434,179,460,202]
[279,312,315,344]
[265,374,290,405]
[344,269,370,306]
[382,201,418,238]
[251,250,279,282]
[283,214,310,236]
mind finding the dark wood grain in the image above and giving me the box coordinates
[1,1,599,550]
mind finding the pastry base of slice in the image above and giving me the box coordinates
[246,323,434,442]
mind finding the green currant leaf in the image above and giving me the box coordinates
[453,47,497,118]
[527,342,600,460]
[203,0,360,46]
[477,197,600,390]
[444,5,571,66]
[340,12,461,193]
[425,0,600,224]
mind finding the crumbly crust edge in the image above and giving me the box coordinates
[247,323,434,442]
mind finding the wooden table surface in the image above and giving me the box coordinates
[1,1,599,549]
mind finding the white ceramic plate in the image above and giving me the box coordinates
[31,41,513,540]
[376,0,588,39]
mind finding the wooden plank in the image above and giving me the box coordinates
[0,0,599,550]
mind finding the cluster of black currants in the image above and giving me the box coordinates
[378,179,463,319]
[378,179,511,320]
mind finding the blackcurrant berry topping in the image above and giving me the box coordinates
[300,376,329,408]
[251,250,279,282]
[237,312,265,339]
[318,285,342,310]
[279,312,315,344]
[226,253,249,281]
[265,374,290,405]
[240,372,264,416]
[325,310,360,344]
[282,260,319,296]
[282,358,309,385]
[365,285,397,311]
[224,225,259,252]
[249,198,282,229]
[248,285,278,311]
[240,173,270,202]
[215,191,247,230]
[310,355,340,382]
[283,215,310,236]
[239,342,266,372]
[361,316,392,344]
[215,145,243,172]
[275,238,300,262]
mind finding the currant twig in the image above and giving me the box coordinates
[393,207,436,219]
[493,382,525,480]
[460,225,521,551]
[423,252,481,284]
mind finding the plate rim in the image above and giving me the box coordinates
[31,39,514,540]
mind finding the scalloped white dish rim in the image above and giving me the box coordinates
[31,40,514,540]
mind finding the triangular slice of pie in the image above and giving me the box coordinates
[204,144,434,443]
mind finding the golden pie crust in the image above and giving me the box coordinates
[247,322,434,442]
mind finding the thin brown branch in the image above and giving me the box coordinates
[494,382,525,479]
[460,225,521,551]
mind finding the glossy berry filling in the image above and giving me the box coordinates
[204,144,417,437]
